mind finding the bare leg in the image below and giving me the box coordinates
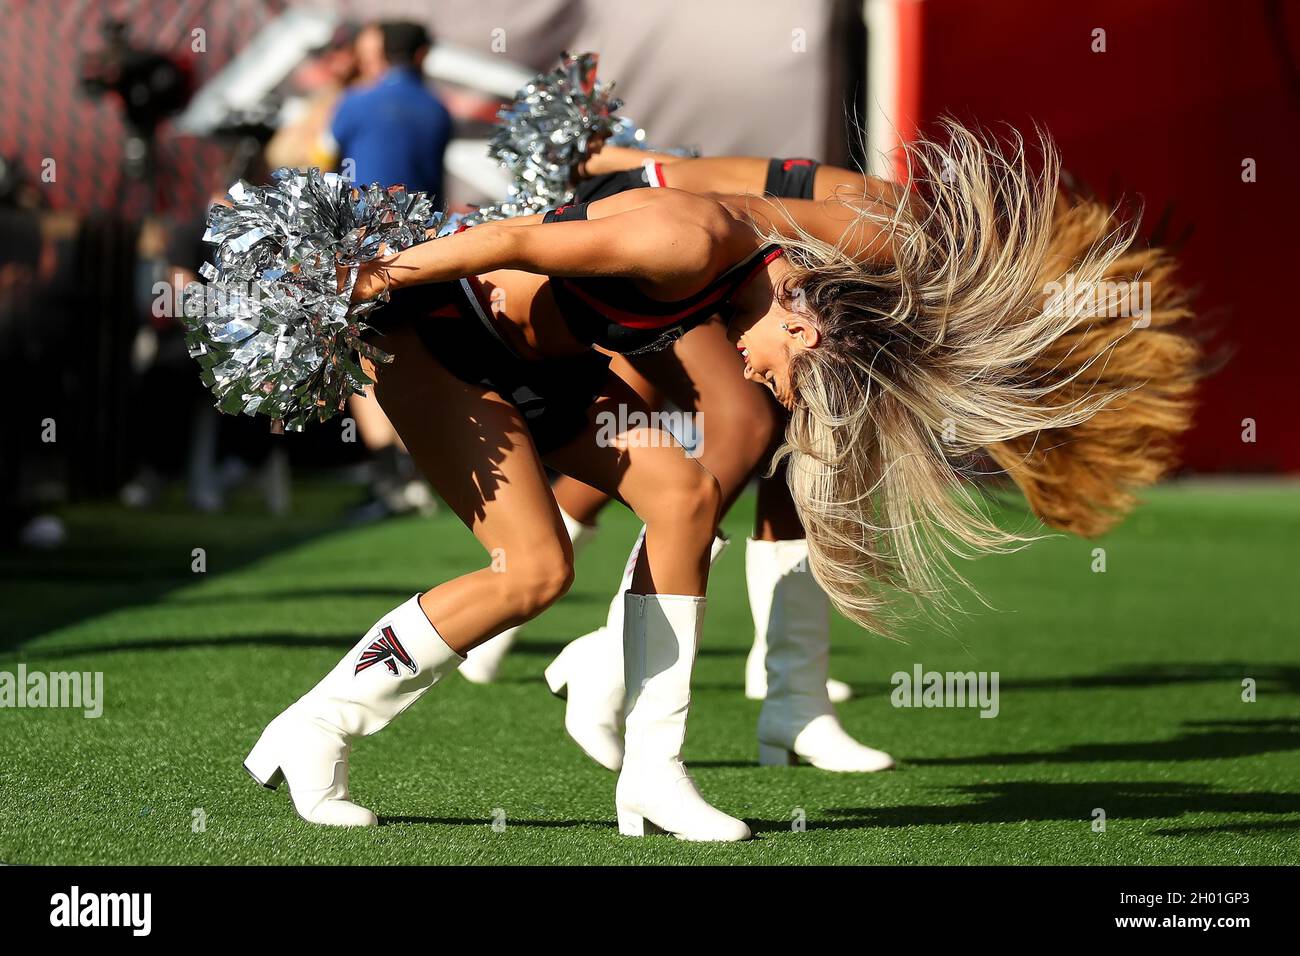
[754,456,806,541]
[629,320,780,514]
[348,387,406,452]
[554,321,781,531]
[540,326,776,773]
[545,372,720,597]
[550,352,664,527]
[366,327,576,652]
[246,326,581,826]
[545,371,749,841]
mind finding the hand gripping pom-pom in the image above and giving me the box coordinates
[186,168,442,431]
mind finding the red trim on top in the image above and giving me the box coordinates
[734,247,785,294]
[558,246,784,331]
[559,278,737,330]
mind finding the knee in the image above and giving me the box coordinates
[644,464,721,539]
[496,542,575,622]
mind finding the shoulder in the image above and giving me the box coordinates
[648,190,761,273]
[608,190,753,290]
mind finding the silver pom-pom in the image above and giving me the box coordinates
[485,51,621,216]
[187,168,441,431]
[464,51,699,227]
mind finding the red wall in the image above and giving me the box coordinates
[913,0,1300,471]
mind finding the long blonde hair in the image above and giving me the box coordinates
[773,121,1201,634]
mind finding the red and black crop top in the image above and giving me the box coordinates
[542,200,784,355]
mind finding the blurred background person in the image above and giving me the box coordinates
[327,20,451,198]
[325,19,452,521]
[263,21,372,172]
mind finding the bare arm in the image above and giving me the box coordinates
[353,190,735,302]
[580,149,906,264]
[583,145,904,207]
[720,194,898,265]
[581,144,687,176]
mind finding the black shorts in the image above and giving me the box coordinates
[764,157,820,199]
[574,166,652,202]
[370,281,610,454]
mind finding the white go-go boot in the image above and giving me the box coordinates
[244,594,463,826]
[751,539,894,773]
[615,593,751,842]
[545,531,730,772]
[746,537,853,704]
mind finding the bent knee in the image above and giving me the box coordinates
[496,549,575,622]
[643,463,721,532]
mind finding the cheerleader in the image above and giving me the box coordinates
[241,123,1199,842]
[461,148,905,775]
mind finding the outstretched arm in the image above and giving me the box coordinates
[583,145,902,206]
[580,148,906,264]
[353,190,741,303]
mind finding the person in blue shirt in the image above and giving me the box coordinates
[329,21,451,200]
[328,22,452,522]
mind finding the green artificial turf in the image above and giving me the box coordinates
[1,481,1298,865]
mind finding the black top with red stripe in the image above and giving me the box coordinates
[542,200,784,355]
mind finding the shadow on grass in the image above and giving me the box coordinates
[911,717,1300,766]
[165,589,608,608]
[1003,662,1300,696]
[0,497,369,651]
[767,663,1300,703]
[380,815,612,829]
[10,632,365,661]
[1150,819,1300,836]
[746,780,1300,834]
[505,640,745,660]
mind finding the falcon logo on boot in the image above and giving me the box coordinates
[355,625,419,677]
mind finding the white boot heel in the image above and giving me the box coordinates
[542,646,571,698]
[758,742,798,767]
[616,806,666,837]
[243,734,285,789]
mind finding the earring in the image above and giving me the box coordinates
[781,323,790,332]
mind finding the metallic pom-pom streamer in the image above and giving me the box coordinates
[186,168,440,431]
[459,51,698,227]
